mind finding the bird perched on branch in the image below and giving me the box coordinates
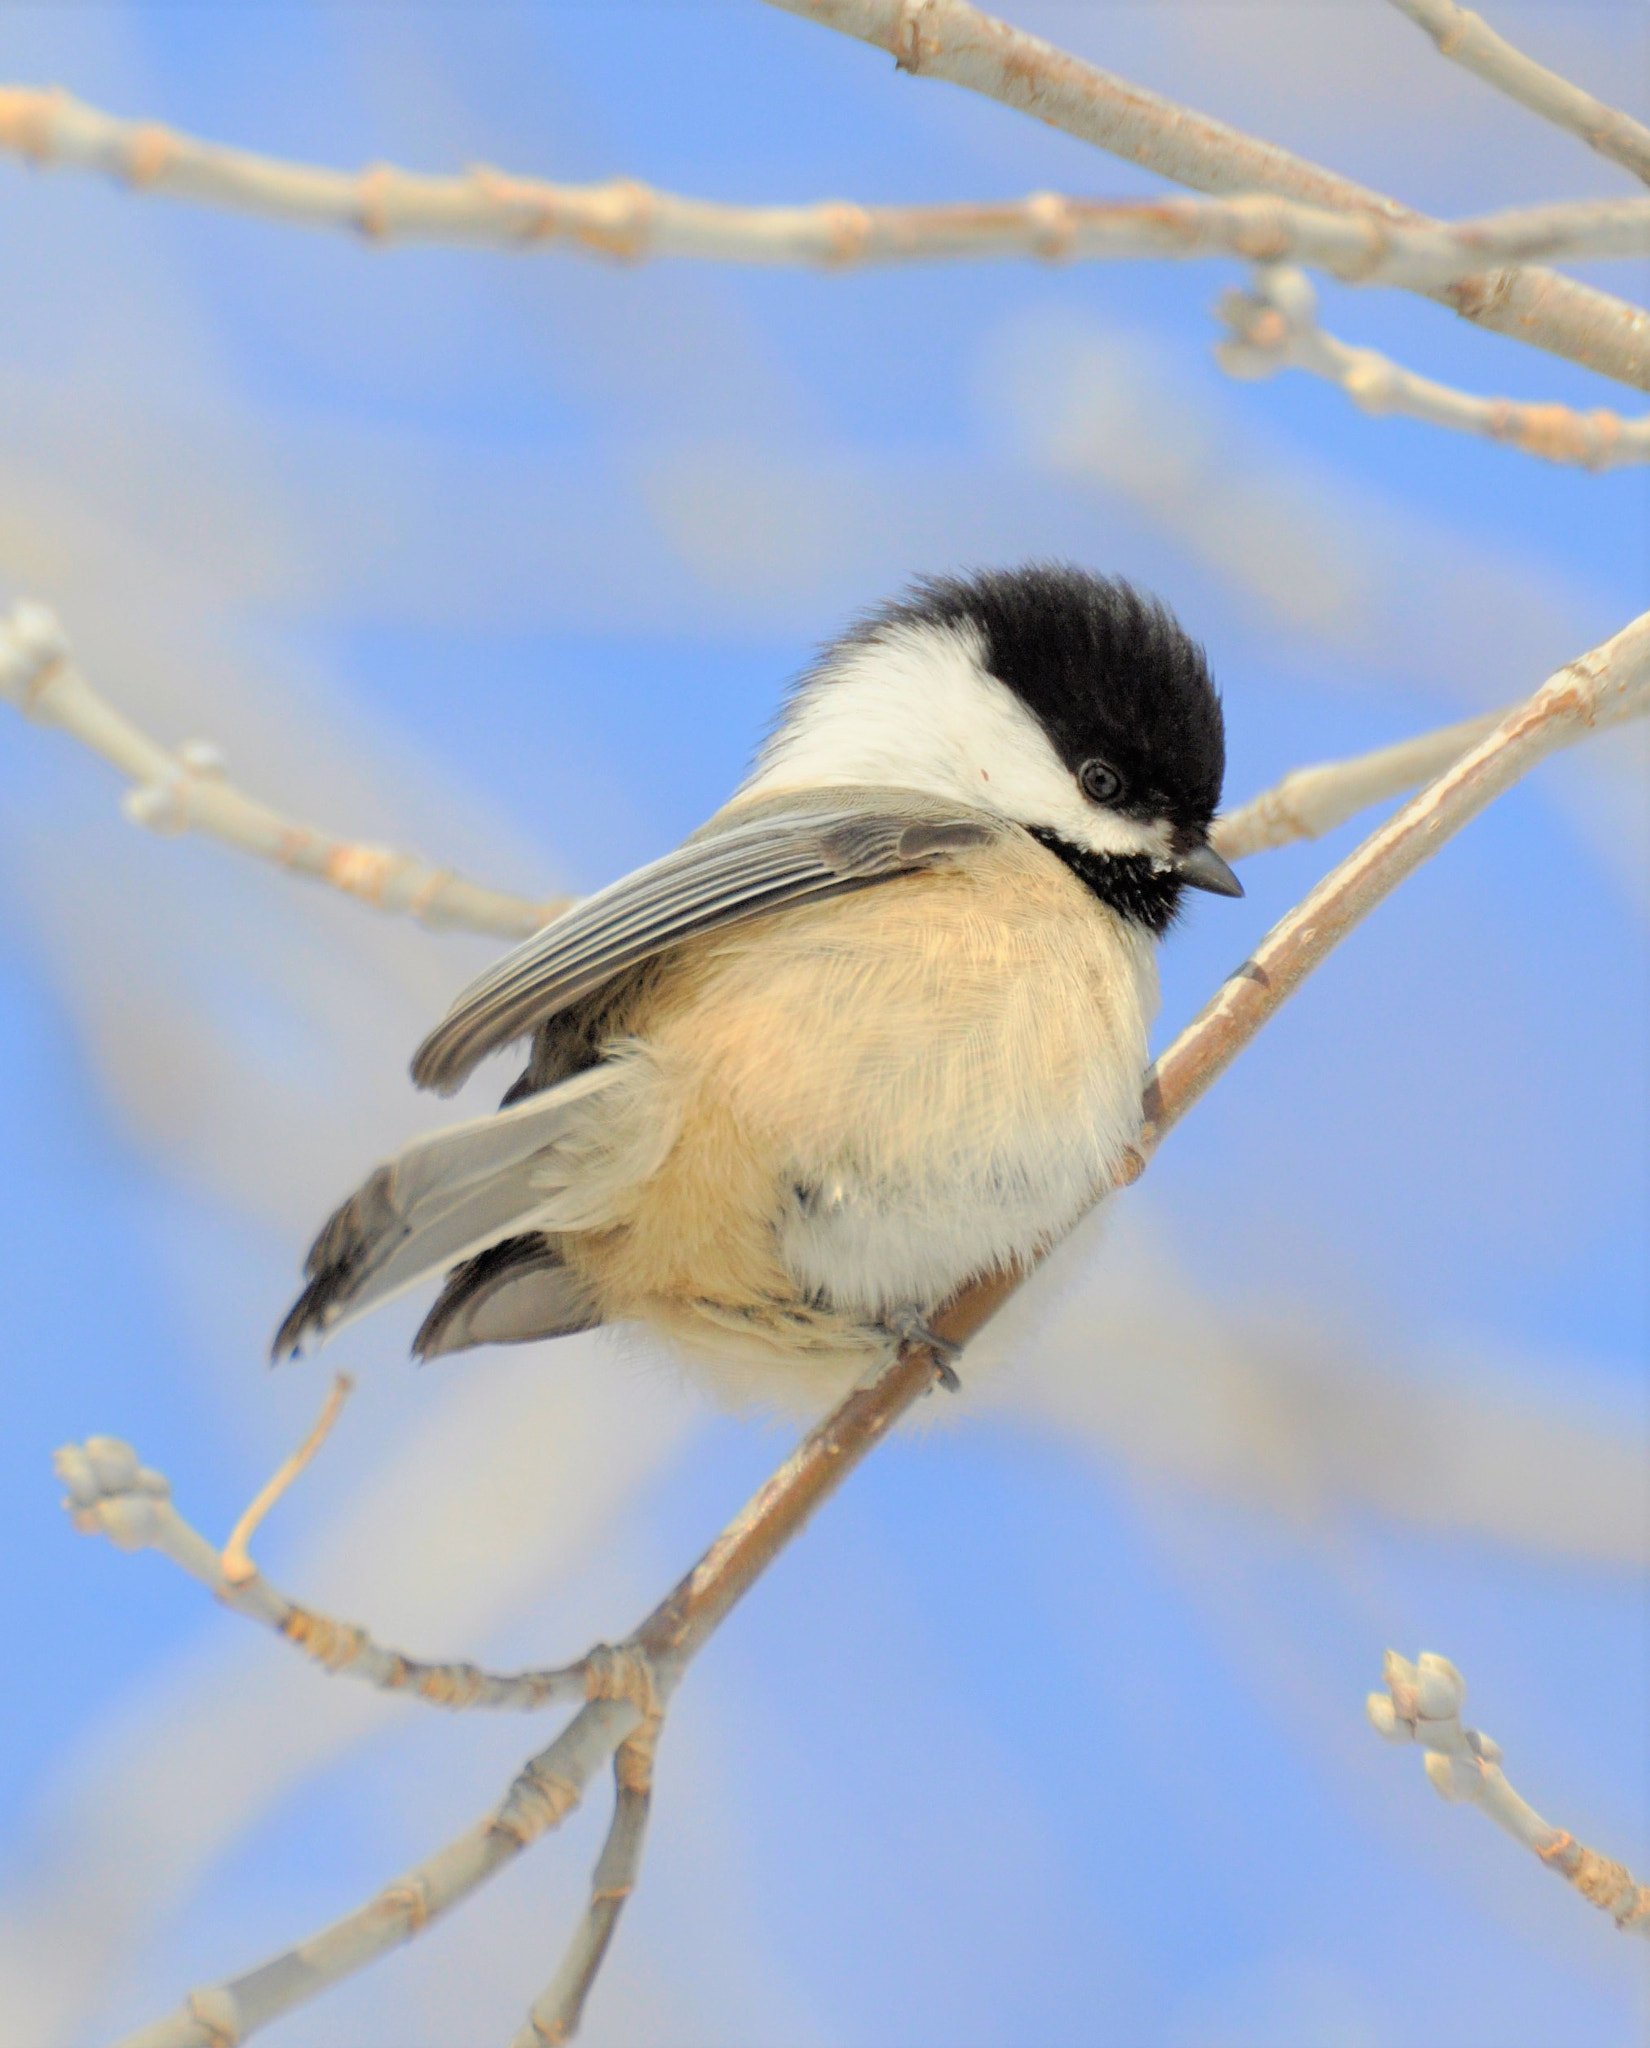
[275,565,1239,1408]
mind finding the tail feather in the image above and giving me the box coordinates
[413,1235,601,1359]
[274,1045,675,1358]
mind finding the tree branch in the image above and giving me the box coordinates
[1139,608,1649,1135]
[3,86,1649,289]
[1218,266,1650,470]
[759,0,1650,392]
[54,1427,621,1713]
[1386,0,1650,188]
[102,608,1650,2045]
[510,1721,657,2048]
[0,601,561,940]
[1209,709,1503,861]
[117,1694,646,2048]
[1369,1651,1650,1936]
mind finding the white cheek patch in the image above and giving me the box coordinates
[1064,808,1173,860]
[743,619,1173,860]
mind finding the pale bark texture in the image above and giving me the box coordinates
[758,0,1650,389]
[1386,0,1650,184]
[1218,267,1650,470]
[3,86,1648,284]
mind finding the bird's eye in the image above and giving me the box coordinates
[1079,758,1124,806]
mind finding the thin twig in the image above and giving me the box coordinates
[759,0,1650,391]
[1386,0,1650,188]
[105,608,1650,2045]
[220,1373,353,1587]
[55,1433,607,1712]
[3,87,1649,287]
[1210,709,1503,861]
[0,601,562,940]
[1369,1651,1650,1935]
[1218,267,1650,470]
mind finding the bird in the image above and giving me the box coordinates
[274,564,1241,1411]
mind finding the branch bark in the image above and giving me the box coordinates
[1218,266,1650,470]
[759,0,1650,392]
[1385,0,1650,188]
[1370,1651,1650,1935]
[3,87,1649,288]
[0,602,563,940]
[118,1695,645,2048]
[104,607,1650,2046]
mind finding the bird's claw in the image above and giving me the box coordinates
[882,1312,964,1393]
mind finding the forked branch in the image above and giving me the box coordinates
[0,601,563,940]
[1370,1651,1650,1935]
[1218,267,1650,470]
[54,1428,612,1712]
[98,607,1650,2046]
[758,0,1650,391]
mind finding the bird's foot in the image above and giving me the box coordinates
[881,1309,964,1393]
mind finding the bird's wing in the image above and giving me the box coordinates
[411,789,1001,1094]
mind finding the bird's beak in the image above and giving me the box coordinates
[1172,839,1244,898]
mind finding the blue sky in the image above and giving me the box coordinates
[0,5,1646,2045]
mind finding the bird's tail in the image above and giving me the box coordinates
[273,1043,676,1358]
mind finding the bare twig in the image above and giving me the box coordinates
[1218,267,1650,470]
[1210,709,1503,861]
[220,1374,354,1587]
[0,602,562,940]
[55,1432,604,1712]
[102,609,1650,2045]
[3,86,1649,289]
[760,0,1650,391]
[510,1720,659,2048]
[1369,1651,1650,1936]
[1386,0,1650,187]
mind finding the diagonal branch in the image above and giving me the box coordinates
[1218,266,1650,470]
[1369,1651,1650,1935]
[1386,0,1650,188]
[758,0,1650,392]
[0,601,562,940]
[105,608,1650,2046]
[3,87,1650,288]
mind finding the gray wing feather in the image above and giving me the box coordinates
[411,790,999,1094]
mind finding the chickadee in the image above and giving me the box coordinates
[276,565,1239,1408]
